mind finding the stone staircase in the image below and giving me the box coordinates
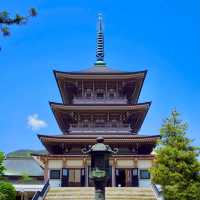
[44,187,95,200]
[44,187,156,200]
[106,187,157,200]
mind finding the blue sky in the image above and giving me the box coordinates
[0,0,200,153]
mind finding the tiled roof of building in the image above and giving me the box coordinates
[81,64,121,73]
[4,157,43,177]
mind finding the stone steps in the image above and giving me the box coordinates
[45,187,95,200]
[106,187,156,200]
[44,187,156,200]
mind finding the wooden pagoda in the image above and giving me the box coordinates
[33,14,159,188]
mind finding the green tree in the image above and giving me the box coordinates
[19,172,33,184]
[0,152,5,178]
[0,152,16,200]
[0,8,37,50]
[151,110,200,200]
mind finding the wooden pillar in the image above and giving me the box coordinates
[107,112,110,127]
[112,158,117,187]
[134,158,138,168]
[78,113,80,127]
[91,113,93,128]
[63,158,67,168]
[44,158,49,182]
[105,80,108,99]
[24,192,28,200]
[116,80,118,97]
[83,158,88,187]
[21,192,23,200]
[92,80,95,98]
[120,113,122,127]
[82,80,84,97]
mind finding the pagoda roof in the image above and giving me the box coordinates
[38,134,159,141]
[54,69,147,78]
[54,69,147,105]
[49,102,151,134]
[38,134,160,154]
[50,101,151,111]
[81,64,121,73]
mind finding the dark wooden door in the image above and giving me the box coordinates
[61,168,69,187]
[132,168,139,187]
[126,169,133,186]
[81,168,86,186]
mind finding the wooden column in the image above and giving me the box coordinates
[84,158,88,187]
[24,192,28,200]
[105,80,108,99]
[134,158,138,168]
[44,158,49,182]
[20,192,23,200]
[78,113,80,127]
[112,158,117,187]
[92,80,95,98]
[107,112,109,125]
[63,158,67,168]
[116,80,118,97]
[82,80,84,97]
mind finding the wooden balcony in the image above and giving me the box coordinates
[72,96,127,104]
[70,123,130,133]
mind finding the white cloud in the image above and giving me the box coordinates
[27,114,47,131]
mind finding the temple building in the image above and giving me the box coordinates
[33,14,159,188]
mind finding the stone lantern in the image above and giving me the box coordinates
[82,137,118,200]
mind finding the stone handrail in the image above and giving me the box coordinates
[32,180,49,200]
[151,183,164,200]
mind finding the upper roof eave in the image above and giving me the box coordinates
[53,69,147,78]
[53,69,147,104]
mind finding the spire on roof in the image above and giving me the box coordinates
[95,13,105,65]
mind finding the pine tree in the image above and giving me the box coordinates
[0,8,37,50]
[151,110,200,200]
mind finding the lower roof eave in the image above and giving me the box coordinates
[38,134,160,139]
[41,139,158,144]
[32,153,155,160]
[38,134,160,143]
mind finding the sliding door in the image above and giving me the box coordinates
[68,168,85,187]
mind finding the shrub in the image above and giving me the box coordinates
[0,192,7,200]
[0,182,16,200]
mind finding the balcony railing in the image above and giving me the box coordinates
[70,123,130,132]
[73,96,127,104]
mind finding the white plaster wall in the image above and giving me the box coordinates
[138,160,152,188]
[137,160,152,168]
[48,160,63,169]
[48,168,61,187]
[67,160,83,167]
[116,160,134,168]
[49,180,61,187]
[139,179,151,187]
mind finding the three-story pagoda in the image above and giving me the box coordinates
[33,14,160,188]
